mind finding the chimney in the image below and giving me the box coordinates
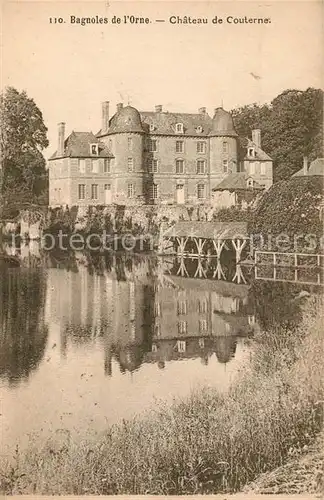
[303,156,308,175]
[252,129,261,148]
[57,122,65,157]
[198,107,206,114]
[155,105,162,113]
[116,102,123,112]
[101,101,109,133]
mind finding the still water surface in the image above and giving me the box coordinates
[0,245,321,454]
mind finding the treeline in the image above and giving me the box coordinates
[231,87,323,181]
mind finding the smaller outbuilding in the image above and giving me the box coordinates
[212,172,264,209]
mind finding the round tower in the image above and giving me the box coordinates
[102,104,145,205]
[209,107,238,185]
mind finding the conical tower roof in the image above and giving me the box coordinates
[209,107,238,137]
[108,105,145,134]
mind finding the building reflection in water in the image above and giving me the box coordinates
[1,243,319,385]
[44,253,258,375]
[146,257,258,367]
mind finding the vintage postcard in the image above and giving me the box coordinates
[0,0,323,499]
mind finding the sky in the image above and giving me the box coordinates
[2,0,323,157]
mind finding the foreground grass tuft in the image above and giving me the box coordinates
[0,298,323,495]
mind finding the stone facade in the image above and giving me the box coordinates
[48,102,273,207]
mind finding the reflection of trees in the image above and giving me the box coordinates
[0,267,48,385]
[249,280,316,331]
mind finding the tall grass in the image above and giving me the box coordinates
[1,298,323,495]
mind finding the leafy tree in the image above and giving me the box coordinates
[0,87,49,207]
[249,175,323,251]
[232,88,323,181]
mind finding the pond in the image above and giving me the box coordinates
[0,243,322,456]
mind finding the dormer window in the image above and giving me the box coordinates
[149,123,155,132]
[90,143,99,156]
[247,178,254,188]
[248,147,255,157]
[196,126,203,133]
[175,123,184,134]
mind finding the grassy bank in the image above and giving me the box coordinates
[1,298,323,496]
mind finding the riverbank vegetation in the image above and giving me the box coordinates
[249,175,323,252]
[0,297,322,496]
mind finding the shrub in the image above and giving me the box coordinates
[250,176,323,251]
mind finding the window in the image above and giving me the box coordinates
[223,141,228,153]
[223,159,229,173]
[261,162,266,175]
[197,183,205,199]
[197,141,206,154]
[199,338,205,349]
[197,159,206,174]
[91,184,98,200]
[152,343,158,353]
[154,302,161,317]
[79,159,86,173]
[250,162,255,175]
[91,159,99,173]
[127,158,134,172]
[178,321,187,334]
[127,183,134,198]
[176,141,184,153]
[152,183,159,199]
[78,184,86,200]
[199,319,208,333]
[127,137,133,150]
[248,147,255,157]
[196,126,203,133]
[104,183,111,191]
[104,159,111,173]
[176,159,184,174]
[248,315,255,325]
[177,340,186,353]
[177,300,187,315]
[149,123,155,132]
[154,323,161,336]
[90,143,99,156]
[247,178,254,188]
[198,299,208,314]
[149,139,157,152]
[175,123,184,134]
[148,159,158,173]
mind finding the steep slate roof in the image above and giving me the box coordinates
[144,335,237,364]
[243,138,272,161]
[107,106,145,134]
[97,106,240,138]
[209,107,238,137]
[213,172,264,192]
[163,221,249,240]
[293,158,324,177]
[168,275,249,298]
[140,111,213,136]
[49,132,113,159]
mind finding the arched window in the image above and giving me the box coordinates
[196,159,206,174]
[175,123,184,134]
[175,159,185,174]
